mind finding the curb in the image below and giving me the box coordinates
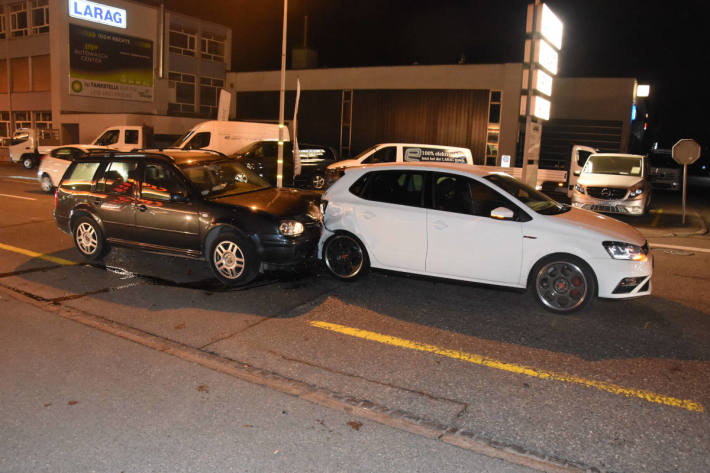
[1,283,605,473]
[636,209,707,238]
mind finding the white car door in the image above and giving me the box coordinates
[352,170,427,272]
[426,173,524,285]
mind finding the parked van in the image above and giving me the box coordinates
[169,121,288,155]
[326,143,472,185]
[647,148,681,191]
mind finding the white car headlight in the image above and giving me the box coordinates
[629,186,644,197]
[603,241,647,261]
[279,220,304,236]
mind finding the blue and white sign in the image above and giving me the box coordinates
[69,0,126,29]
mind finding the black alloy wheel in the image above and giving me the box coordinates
[323,234,368,280]
[530,255,596,314]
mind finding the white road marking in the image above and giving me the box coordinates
[0,193,36,201]
[4,175,37,181]
[650,243,710,254]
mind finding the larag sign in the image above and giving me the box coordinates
[69,0,126,29]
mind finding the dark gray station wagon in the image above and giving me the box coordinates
[54,150,322,286]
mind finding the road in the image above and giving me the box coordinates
[1,163,709,473]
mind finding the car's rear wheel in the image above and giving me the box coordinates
[72,216,107,260]
[323,233,368,280]
[530,255,596,314]
[40,174,53,193]
[22,155,36,169]
[207,231,259,287]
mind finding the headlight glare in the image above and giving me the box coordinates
[629,186,644,197]
[603,241,646,261]
[279,220,304,236]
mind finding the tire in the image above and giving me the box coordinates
[323,233,369,281]
[311,173,326,190]
[207,231,259,287]
[22,155,36,169]
[72,216,107,260]
[40,174,53,193]
[529,255,596,314]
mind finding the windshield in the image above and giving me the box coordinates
[171,130,195,148]
[484,173,568,215]
[179,159,271,197]
[582,155,643,176]
[648,151,678,169]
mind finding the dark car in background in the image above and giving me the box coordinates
[54,150,322,287]
[231,140,336,190]
[646,148,681,191]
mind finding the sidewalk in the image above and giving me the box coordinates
[625,206,707,238]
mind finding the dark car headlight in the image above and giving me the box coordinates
[279,220,305,236]
[603,241,647,261]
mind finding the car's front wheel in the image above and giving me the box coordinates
[40,174,53,193]
[22,155,36,169]
[311,173,326,190]
[207,231,259,287]
[530,255,596,314]
[72,216,107,260]
[323,233,369,281]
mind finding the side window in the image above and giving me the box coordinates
[141,163,185,201]
[434,173,507,217]
[577,150,593,167]
[185,132,211,150]
[52,148,75,161]
[125,130,140,145]
[362,146,396,164]
[62,162,101,191]
[95,129,120,146]
[96,161,139,196]
[360,171,424,207]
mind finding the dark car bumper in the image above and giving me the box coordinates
[256,224,321,271]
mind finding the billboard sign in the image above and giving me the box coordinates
[69,24,154,102]
[69,0,126,29]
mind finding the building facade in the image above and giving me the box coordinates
[0,0,231,143]
[228,66,640,169]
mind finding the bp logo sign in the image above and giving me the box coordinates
[71,80,83,93]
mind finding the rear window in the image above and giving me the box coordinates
[356,170,425,207]
[403,147,469,164]
[62,162,101,191]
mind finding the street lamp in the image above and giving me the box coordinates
[277,0,288,188]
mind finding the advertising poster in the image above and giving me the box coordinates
[69,24,154,102]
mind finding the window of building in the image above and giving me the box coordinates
[200,31,225,62]
[168,24,196,57]
[11,57,30,92]
[0,112,11,138]
[31,54,50,91]
[0,6,7,39]
[486,90,502,166]
[31,0,48,34]
[13,111,31,130]
[9,1,28,37]
[168,71,196,115]
[199,76,223,117]
[33,111,52,135]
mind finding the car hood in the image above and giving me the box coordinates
[550,207,646,245]
[578,173,644,188]
[209,187,321,218]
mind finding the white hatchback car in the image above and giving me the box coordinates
[319,163,652,313]
[37,145,109,192]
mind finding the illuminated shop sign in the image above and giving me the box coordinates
[69,0,126,29]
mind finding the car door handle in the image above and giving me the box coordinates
[432,219,448,230]
[361,210,375,220]
[137,204,147,212]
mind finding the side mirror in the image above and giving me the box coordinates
[573,170,581,177]
[490,207,515,220]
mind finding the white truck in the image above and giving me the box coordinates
[7,128,60,169]
[167,120,286,155]
[478,145,597,197]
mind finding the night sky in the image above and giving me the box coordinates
[144,0,710,153]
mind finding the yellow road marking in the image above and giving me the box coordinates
[310,320,704,413]
[0,242,77,266]
[651,208,663,227]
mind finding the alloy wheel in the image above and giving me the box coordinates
[535,261,588,312]
[213,240,246,279]
[76,222,98,255]
[324,235,364,279]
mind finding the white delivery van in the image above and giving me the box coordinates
[326,143,472,184]
[169,121,288,155]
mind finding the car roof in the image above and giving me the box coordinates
[77,149,225,164]
[344,161,495,177]
[589,153,645,159]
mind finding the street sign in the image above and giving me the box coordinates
[672,138,701,165]
[671,139,702,224]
